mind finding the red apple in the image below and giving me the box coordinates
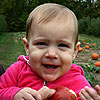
[48,86,77,100]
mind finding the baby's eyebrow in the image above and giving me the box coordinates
[58,39,73,44]
[31,38,49,44]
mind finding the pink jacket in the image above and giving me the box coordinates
[0,55,91,100]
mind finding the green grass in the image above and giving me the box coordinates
[79,34,100,46]
[0,32,26,69]
[79,34,100,42]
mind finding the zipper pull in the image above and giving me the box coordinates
[44,81,48,86]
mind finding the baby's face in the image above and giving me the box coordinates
[27,21,77,81]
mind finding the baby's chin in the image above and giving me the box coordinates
[41,74,62,82]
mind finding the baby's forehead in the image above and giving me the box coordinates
[31,20,76,38]
[31,14,77,36]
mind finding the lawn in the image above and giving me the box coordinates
[0,32,26,69]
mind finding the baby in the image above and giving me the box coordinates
[0,3,100,100]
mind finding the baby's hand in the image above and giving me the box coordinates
[38,86,56,100]
[79,85,100,100]
[14,87,42,100]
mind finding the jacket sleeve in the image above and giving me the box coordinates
[0,62,22,100]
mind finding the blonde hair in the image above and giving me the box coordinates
[26,3,78,44]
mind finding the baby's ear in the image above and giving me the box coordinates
[76,41,81,50]
[72,42,80,60]
[23,38,29,56]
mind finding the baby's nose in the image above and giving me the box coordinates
[45,47,58,59]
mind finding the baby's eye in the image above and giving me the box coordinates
[58,43,68,48]
[58,43,69,51]
[35,42,48,46]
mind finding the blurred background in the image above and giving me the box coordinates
[0,0,100,35]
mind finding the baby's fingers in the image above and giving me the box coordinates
[79,86,100,100]
[23,87,42,100]
[95,85,100,95]
[85,86,100,99]
[14,87,42,100]
[79,89,94,100]
[38,86,55,100]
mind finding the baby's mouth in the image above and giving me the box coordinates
[42,64,60,69]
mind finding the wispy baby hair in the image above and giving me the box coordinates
[26,3,78,43]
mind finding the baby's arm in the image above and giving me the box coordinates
[79,85,100,100]
[14,86,55,100]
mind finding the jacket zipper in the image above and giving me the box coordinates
[44,81,48,86]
